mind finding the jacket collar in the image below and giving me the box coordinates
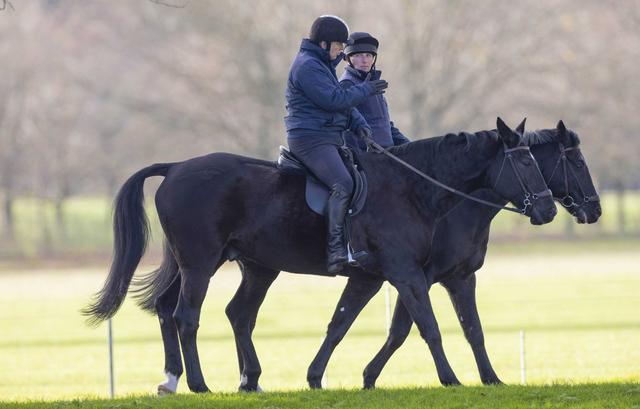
[300,39,331,64]
[345,65,382,81]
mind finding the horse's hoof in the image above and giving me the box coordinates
[307,377,323,389]
[483,377,505,386]
[363,374,377,390]
[238,383,263,393]
[189,384,211,393]
[442,379,463,387]
[157,384,176,396]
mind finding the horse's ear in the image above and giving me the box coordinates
[557,120,566,134]
[496,117,520,147]
[557,120,571,146]
[516,117,527,135]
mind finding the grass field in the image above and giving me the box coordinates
[3,384,640,409]
[0,241,638,405]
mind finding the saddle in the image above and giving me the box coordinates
[277,146,368,216]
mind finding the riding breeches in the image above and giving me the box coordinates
[288,136,354,195]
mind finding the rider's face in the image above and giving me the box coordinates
[349,52,375,72]
[321,41,345,61]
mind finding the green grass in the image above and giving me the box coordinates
[0,244,638,403]
[2,384,640,409]
[2,190,639,258]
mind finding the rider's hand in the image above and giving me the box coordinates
[357,127,375,149]
[364,73,388,95]
[369,80,388,94]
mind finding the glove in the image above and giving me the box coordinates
[357,127,376,150]
[369,79,388,95]
[364,72,388,95]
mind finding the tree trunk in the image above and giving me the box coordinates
[615,184,626,236]
[54,196,67,241]
[2,193,15,241]
[38,199,54,258]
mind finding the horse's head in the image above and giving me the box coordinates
[527,121,601,224]
[488,117,557,225]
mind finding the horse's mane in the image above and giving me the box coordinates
[388,129,499,163]
[523,128,580,147]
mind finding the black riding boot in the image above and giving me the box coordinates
[326,183,351,274]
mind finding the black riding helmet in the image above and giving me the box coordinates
[309,15,350,48]
[345,32,379,69]
[345,32,379,56]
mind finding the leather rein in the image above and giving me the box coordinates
[366,141,552,215]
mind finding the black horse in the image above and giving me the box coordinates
[134,120,599,393]
[84,118,557,393]
[311,120,602,389]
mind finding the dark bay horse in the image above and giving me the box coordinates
[84,118,557,393]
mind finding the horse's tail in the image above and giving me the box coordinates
[131,240,180,314]
[82,162,174,325]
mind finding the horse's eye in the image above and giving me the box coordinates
[570,154,585,168]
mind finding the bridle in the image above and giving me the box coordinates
[492,145,553,215]
[547,143,600,208]
[367,140,551,215]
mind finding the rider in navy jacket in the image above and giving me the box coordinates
[285,40,373,137]
[286,16,388,274]
[339,32,410,151]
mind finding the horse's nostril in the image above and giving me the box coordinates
[548,207,558,219]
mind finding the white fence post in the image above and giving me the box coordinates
[519,329,526,385]
[108,318,115,398]
[385,283,391,334]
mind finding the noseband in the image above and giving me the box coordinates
[492,145,553,215]
[547,144,600,208]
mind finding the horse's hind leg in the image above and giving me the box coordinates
[225,260,279,392]
[155,273,183,395]
[442,274,503,385]
[307,276,383,389]
[174,256,224,393]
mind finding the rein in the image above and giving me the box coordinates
[367,141,551,215]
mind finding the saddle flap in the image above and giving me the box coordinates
[277,146,368,216]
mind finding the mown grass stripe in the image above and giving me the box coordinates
[2,383,639,409]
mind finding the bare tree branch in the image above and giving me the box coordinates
[0,0,14,11]
[149,0,189,8]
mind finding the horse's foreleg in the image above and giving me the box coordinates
[155,273,183,395]
[307,276,383,389]
[392,273,461,386]
[225,261,279,392]
[362,297,413,389]
[442,274,503,385]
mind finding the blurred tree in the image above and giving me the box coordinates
[0,0,639,258]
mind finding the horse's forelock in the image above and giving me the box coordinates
[523,128,580,147]
[523,129,556,146]
[567,129,581,146]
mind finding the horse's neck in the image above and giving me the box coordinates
[440,189,505,227]
[400,141,493,217]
